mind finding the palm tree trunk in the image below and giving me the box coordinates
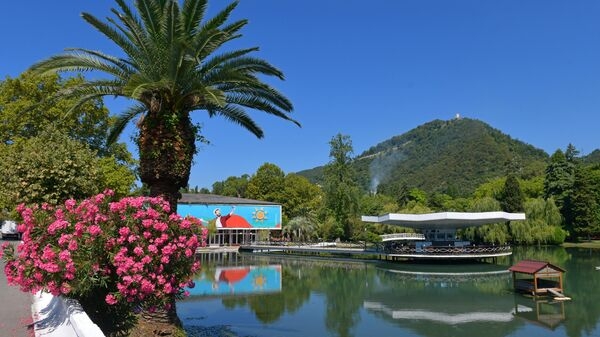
[138,109,196,213]
[135,107,195,336]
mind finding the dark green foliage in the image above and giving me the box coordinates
[0,128,135,215]
[544,149,574,212]
[566,166,600,240]
[298,118,548,197]
[509,198,566,245]
[582,149,600,164]
[246,163,285,202]
[499,174,525,213]
[211,175,250,198]
[323,134,361,240]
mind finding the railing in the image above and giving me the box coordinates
[380,233,426,241]
[385,245,511,255]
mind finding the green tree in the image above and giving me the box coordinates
[567,166,600,240]
[499,174,525,213]
[0,128,135,215]
[510,197,566,245]
[281,174,323,221]
[0,72,133,163]
[212,174,250,197]
[283,215,317,242]
[246,163,285,202]
[461,197,509,244]
[323,134,361,240]
[377,180,409,207]
[359,193,399,216]
[28,0,298,213]
[544,149,574,211]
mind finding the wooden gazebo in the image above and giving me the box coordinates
[509,260,565,296]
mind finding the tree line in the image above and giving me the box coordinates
[2,74,598,246]
[187,135,600,245]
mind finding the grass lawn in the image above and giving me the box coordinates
[562,240,600,249]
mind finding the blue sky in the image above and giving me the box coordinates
[2,1,599,189]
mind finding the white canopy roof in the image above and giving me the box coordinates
[361,211,526,230]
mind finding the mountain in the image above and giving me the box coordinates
[582,149,600,164]
[297,118,549,197]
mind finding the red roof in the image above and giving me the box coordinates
[509,260,565,274]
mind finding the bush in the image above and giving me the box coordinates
[2,190,206,333]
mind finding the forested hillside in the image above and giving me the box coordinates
[298,118,549,196]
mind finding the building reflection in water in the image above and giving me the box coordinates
[364,263,566,337]
[187,264,282,297]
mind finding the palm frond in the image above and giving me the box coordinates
[199,47,258,73]
[195,20,247,61]
[227,94,300,127]
[219,19,248,42]
[135,0,163,36]
[208,104,264,138]
[81,13,141,63]
[106,10,152,61]
[220,56,285,79]
[65,48,134,75]
[108,104,148,145]
[181,0,208,36]
[218,82,293,111]
[30,53,118,76]
[161,0,179,47]
[199,1,238,33]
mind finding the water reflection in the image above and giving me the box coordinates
[177,247,600,337]
[512,297,565,330]
[188,265,282,297]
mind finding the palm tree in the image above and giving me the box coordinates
[29,0,298,212]
[285,210,318,242]
[29,0,297,335]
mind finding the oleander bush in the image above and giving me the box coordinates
[2,190,206,335]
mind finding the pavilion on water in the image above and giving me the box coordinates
[509,260,566,297]
[361,211,526,259]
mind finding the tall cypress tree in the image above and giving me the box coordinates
[566,166,600,240]
[323,134,360,240]
[500,174,525,213]
[544,149,574,210]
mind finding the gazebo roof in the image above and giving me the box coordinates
[508,260,565,275]
[361,211,526,230]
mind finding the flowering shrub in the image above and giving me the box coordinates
[2,190,207,312]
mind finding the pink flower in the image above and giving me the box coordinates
[67,240,78,251]
[58,250,71,261]
[118,227,130,237]
[61,282,72,294]
[105,294,118,305]
[3,191,207,312]
[64,199,76,211]
[133,247,144,256]
[88,225,102,236]
[152,221,168,232]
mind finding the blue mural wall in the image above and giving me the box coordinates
[188,265,282,296]
[178,203,282,229]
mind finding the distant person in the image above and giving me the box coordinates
[214,206,235,228]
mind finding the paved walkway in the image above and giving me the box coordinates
[0,240,34,337]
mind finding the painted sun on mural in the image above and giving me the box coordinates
[252,207,268,222]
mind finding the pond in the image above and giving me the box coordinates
[177,247,600,337]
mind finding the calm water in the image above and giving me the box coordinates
[177,247,600,337]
